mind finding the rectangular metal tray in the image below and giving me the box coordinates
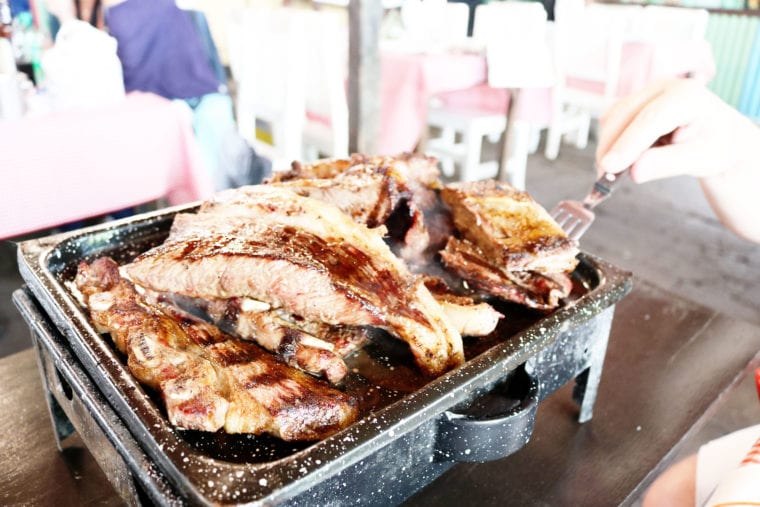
[16,204,632,505]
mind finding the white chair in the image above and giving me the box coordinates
[227,8,307,171]
[300,9,350,160]
[543,1,627,161]
[634,5,709,42]
[425,1,552,187]
[228,8,349,168]
[400,0,470,51]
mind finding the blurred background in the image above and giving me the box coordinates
[1,0,760,504]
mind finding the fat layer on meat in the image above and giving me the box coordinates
[152,292,352,384]
[126,186,464,377]
[76,257,358,441]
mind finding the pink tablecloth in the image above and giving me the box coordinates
[379,39,716,155]
[0,92,215,239]
[379,51,487,155]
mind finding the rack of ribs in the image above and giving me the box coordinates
[75,257,358,441]
[125,185,465,377]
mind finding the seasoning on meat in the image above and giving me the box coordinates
[125,185,465,377]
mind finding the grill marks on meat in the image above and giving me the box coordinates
[126,186,465,377]
[76,257,358,441]
[269,157,434,265]
[270,164,404,229]
[152,292,354,384]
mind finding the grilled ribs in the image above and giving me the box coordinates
[439,180,579,310]
[76,257,358,440]
[151,292,368,384]
[125,185,465,377]
[269,154,436,265]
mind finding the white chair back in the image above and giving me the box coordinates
[634,5,709,42]
[227,7,307,168]
[543,0,627,161]
[472,1,554,89]
[401,0,470,50]
[553,1,625,106]
[582,3,643,40]
[300,9,349,159]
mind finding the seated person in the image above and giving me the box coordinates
[43,0,125,111]
[69,0,270,189]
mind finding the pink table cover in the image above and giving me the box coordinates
[379,51,487,155]
[0,92,215,240]
[379,39,716,155]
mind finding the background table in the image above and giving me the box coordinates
[1,278,758,505]
[378,38,716,156]
[0,92,215,240]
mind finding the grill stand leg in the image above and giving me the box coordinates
[527,306,615,422]
[29,330,143,506]
[31,332,76,451]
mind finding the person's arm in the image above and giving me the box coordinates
[596,78,760,244]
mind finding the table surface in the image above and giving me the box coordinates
[1,278,759,506]
[378,38,716,155]
[0,92,215,240]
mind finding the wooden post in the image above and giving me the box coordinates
[348,0,382,154]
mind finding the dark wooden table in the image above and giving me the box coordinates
[2,278,759,506]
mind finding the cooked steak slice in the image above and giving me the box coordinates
[270,158,355,182]
[126,186,464,377]
[76,257,358,441]
[149,292,349,384]
[441,180,579,273]
[440,238,573,310]
[271,163,433,265]
[269,166,403,228]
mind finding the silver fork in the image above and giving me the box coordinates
[550,168,629,241]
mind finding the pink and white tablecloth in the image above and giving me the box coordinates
[379,50,487,155]
[378,38,716,155]
[0,92,215,239]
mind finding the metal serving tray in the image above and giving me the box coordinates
[16,204,632,505]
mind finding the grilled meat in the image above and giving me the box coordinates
[268,156,433,265]
[76,257,358,441]
[147,292,350,384]
[440,180,579,273]
[440,238,573,310]
[422,276,502,336]
[125,185,465,377]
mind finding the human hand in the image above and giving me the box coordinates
[597,78,760,182]
[597,78,760,243]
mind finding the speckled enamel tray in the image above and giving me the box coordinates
[16,204,632,505]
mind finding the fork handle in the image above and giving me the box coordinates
[583,168,629,210]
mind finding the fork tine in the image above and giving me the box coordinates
[566,220,590,241]
[551,207,569,226]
